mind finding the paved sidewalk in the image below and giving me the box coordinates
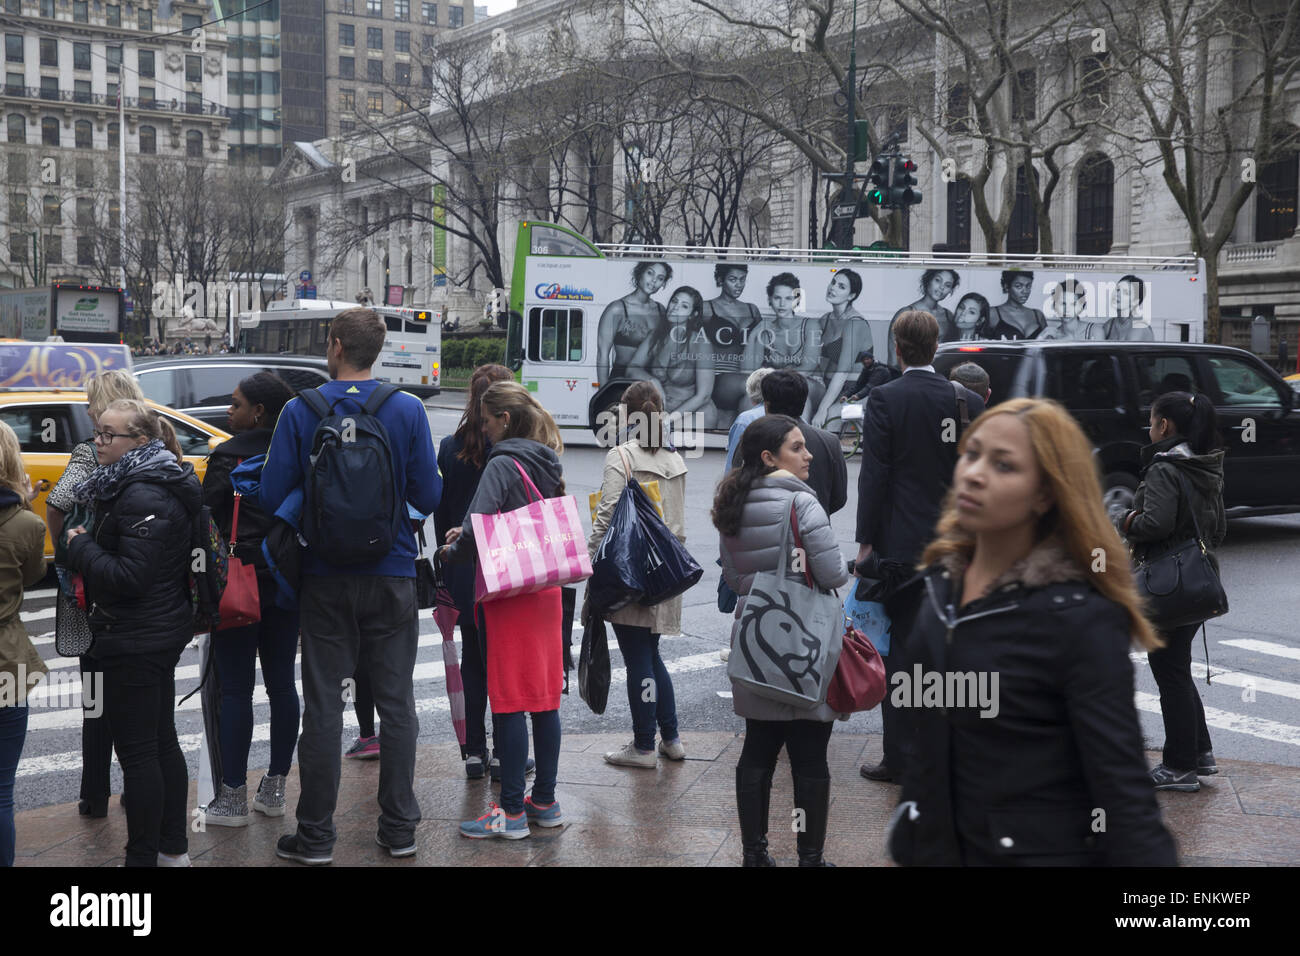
[14,732,1300,866]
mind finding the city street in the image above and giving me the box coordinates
[12,395,1300,815]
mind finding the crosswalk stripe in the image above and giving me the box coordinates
[20,607,55,623]
[1218,639,1300,662]
[1135,691,1300,747]
[24,588,57,600]
[1132,654,1300,702]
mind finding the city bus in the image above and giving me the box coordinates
[236,298,442,396]
[503,221,1207,444]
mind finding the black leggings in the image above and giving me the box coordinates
[737,718,833,778]
[1148,622,1213,771]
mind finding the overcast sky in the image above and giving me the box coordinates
[481,0,518,14]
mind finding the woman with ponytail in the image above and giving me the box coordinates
[63,398,204,866]
[714,415,848,867]
[587,381,689,769]
[1114,391,1225,793]
[886,398,1176,867]
[439,382,567,837]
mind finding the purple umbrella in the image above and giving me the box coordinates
[433,589,468,758]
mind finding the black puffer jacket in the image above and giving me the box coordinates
[886,538,1177,867]
[67,460,203,659]
[1120,437,1226,570]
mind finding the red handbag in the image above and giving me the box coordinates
[217,488,262,631]
[827,620,887,713]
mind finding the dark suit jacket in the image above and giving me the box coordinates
[736,416,847,516]
[855,368,986,564]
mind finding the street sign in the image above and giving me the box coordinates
[299,270,312,283]
[832,202,858,218]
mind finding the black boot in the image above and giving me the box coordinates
[736,766,775,867]
[793,774,834,867]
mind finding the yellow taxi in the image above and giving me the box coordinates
[1,390,229,559]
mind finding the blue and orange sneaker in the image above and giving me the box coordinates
[459,803,530,839]
[524,795,563,828]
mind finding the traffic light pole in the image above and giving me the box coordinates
[827,0,859,250]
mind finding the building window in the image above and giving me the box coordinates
[946,179,971,252]
[5,0,21,14]
[76,196,94,227]
[139,124,156,153]
[339,23,354,46]
[186,91,201,113]
[78,236,98,266]
[339,88,355,111]
[72,42,91,70]
[39,76,57,100]
[1011,68,1036,122]
[186,129,203,157]
[1074,152,1114,254]
[260,145,280,167]
[339,56,354,78]
[40,0,54,17]
[395,30,409,52]
[182,13,201,32]
[139,85,154,106]
[340,0,353,12]
[74,119,92,147]
[40,38,57,67]
[1255,148,1298,242]
[422,3,436,25]
[5,34,23,63]
[449,4,462,27]
[107,122,118,149]
[107,45,121,73]
[1007,163,1039,254]
[9,233,25,264]
[367,27,383,49]
[947,82,969,135]
[367,59,382,83]
[367,90,382,113]
[46,233,61,264]
[9,193,25,224]
[139,49,154,77]
[107,81,118,103]
[6,113,23,143]
[76,157,93,186]
[422,64,432,87]
[395,0,409,20]
[186,54,201,82]
[7,152,25,184]
[1080,53,1109,111]
[367,0,381,13]
[138,7,151,30]
[395,62,410,86]
[340,120,355,133]
[41,115,58,145]
[42,193,59,225]
[73,0,88,22]
[107,4,120,26]
[74,80,91,103]
[4,72,21,95]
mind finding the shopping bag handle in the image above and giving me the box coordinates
[512,459,545,503]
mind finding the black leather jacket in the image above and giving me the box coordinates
[67,461,203,660]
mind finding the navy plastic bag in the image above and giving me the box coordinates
[587,480,644,613]
[631,481,702,606]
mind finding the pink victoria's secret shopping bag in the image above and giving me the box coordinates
[472,459,593,603]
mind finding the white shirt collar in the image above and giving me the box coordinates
[902,365,935,374]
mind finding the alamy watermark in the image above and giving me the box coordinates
[594,404,706,459]
[891,663,1000,718]
[0,664,102,718]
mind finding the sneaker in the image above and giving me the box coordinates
[201,784,249,828]
[658,738,686,761]
[156,852,191,867]
[253,774,287,817]
[465,755,487,780]
[376,833,417,858]
[604,743,657,769]
[345,735,380,760]
[719,648,730,662]
[524,795,563,828]
[459,803,530,840]
[1197,750,1219,776]
[275,833,333,865]
[488,755,535,783]
[1151,764,1200,792]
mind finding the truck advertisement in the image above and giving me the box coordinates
[0,285,123,342]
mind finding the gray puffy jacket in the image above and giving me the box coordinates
[720,471,849,722]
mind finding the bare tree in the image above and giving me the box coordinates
[1097,0,1300,341]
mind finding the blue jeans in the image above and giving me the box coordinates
[213,604,301,786]
[495,710,559,815]
[0,705,28,867]
[612,624,679,752]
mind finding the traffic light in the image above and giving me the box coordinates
[891,157,923,207]
[866,156,891,207]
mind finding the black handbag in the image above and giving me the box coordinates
[1133,470,1228,630]
[414,525,438,609]
[578,614,611,715]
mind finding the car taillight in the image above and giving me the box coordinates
[957,346,985,352]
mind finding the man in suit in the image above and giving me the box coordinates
[757,369,848,516]
[855,310,986,782]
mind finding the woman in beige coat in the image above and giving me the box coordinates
[587,381,689,769]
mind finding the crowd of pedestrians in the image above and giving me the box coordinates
[0,302,1226,868]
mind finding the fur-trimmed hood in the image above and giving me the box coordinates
[932,537,1088,596]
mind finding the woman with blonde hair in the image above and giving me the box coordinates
[886,398,1176,866]
[63,398,203,866]
[439,381,567,837]
[45,368,149,820]
[0,421,48,866]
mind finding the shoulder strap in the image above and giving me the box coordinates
[298,387,332,420]
[361,382,400,416]
[512,458,544,503]
[229,458,243,549]
[787,500,814,588]
[616,444,634,481]
[1169,468,1207,543]
[951,380,970,427]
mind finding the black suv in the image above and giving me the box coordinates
[934,341,1300,516]
[134,355,331,430]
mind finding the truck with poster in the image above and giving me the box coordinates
[503,221,1207,443]
[0,284,124,343]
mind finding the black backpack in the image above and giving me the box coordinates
[299,383,404,565]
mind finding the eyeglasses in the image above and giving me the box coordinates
[92,429,142,443]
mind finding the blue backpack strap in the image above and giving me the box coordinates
[361,382,400,416]
[298,386,333,420]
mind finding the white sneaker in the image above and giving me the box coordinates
[719,648,730,662]
[157,852,191,867]
[658,738,686,761]
[603,743,657,769]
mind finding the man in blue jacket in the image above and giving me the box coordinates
[261,307,441,864]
